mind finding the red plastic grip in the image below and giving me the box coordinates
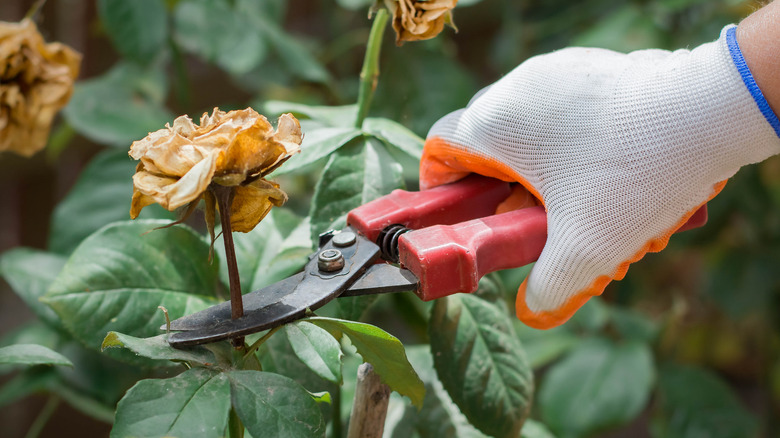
[677,205,708,232]
[399,206,548,301]
[347,175,511,242]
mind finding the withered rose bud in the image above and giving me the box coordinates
[384,0,458,45]
[0,19,81,157]
[129,108,302,233]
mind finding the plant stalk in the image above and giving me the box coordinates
[212,184,245,348]
[24,395,60,438]
[354,8,389,129]
[228,406,244,438]
[244,325,282,359]
[332,384,342,438]
[45,122,75,163]
[346,363,390,438]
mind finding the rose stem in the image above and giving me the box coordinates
[211,184,245,347]
[228,406,244,438]
[354,7,389,129]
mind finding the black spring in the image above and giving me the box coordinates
[377,224,410,263]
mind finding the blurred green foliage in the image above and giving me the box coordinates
[2,0,779,437]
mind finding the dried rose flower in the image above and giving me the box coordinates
[383,0,458,45]
[129,107,302,233]
[0,19,80,156]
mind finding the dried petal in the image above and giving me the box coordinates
[228,179,288,233]
[131,149,220,212]
[385,0,458,45]
[203,190,217,255]
[0,19,81,156]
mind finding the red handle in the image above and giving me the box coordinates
[349,175,708,302]
[677,204,708,232]
[399,206,547,301]
[347,175,511,242]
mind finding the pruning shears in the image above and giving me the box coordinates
[164,175,707,348]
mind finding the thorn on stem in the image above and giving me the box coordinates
[159,306,171,334]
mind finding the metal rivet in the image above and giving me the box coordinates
[318,249,344,272]
[332,231,357,247]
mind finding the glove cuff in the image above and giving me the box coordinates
[724,25,780,138]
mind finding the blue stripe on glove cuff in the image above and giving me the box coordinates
[726,25,780,138]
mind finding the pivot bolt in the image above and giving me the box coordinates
[318,249,344,272]
[332,231,357,247]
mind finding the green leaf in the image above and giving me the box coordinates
[0,248,66,328]
[520,420,557,438]
[173,0,268,76]
[0,322,60,350]
[263,101,358,128]
[64,62,173,146]
[334,294,379,322]
[377,45,476,136]
[251,14,330,83]
[271,127,362,175]
[565,297,610,333]
[335,0,374,10]
[284,322,342,384]
[474,273,510,307]
[0,323,61,376]
[48,149,174,254]
[48,291,215,366]
[98,0,168,64]
[54,342,148,417]
[309,138,404,241]
[101,332,218,366]
[571,4,661,53]
[539,337,654,437]
[217,209,312,294]
[48,220,217,298]
[389,347,550,438]
[228,370,326,438]
[309,390,332,405]
[363,117,424,160]
[514,323,578,369]
[258,328,337,396]
[653,363,758,438]
[429,294,534,438]
[404,345,489,438]
[707,250,776,319]
[0,344,72,368]
[45,220,219,363]
[308,152,359,238]
[610,307,659,343]
[305,317,424,408]
[362,139,406,200]
[383,394,421,438]
[112,368,231,438]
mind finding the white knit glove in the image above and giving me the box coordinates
[420,25,780,329]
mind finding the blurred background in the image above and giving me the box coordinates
[1,0,778,437]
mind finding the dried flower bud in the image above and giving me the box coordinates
[129,107,302,233]
[383,0,458,45]
[0,19,81,156]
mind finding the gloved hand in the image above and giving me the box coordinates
[421,25,780,329]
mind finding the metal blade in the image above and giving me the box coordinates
[166,227,380,347]
[340,263,418,296]
[165,273,304,332]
